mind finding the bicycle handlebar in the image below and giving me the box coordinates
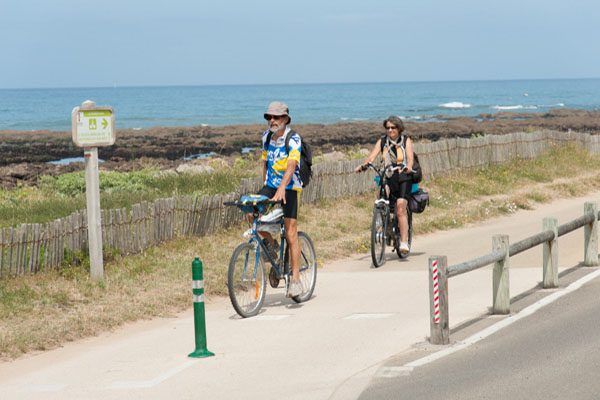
[360,162,414,175]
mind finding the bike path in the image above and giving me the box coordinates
[0,192,598,400]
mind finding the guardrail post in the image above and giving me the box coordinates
[492,235,510,314]
[543,217,559,288]
[428,256,449,345]
[584,202,598,266]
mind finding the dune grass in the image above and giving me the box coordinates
[1,143,600,359]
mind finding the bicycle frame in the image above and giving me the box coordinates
[249,210,287,276]
[224,197,318,316]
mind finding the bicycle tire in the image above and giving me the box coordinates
[396,206,413,259]
[291,232,317,303]
[227,242,266,318]
[371,207,387,267]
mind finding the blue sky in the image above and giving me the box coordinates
[1,0,598,89]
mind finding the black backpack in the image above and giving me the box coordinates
[266,130,313,187]
[380,135,423,184]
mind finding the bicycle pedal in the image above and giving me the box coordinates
[268,267,280,288]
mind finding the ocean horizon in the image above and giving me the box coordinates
[1,78,599,132]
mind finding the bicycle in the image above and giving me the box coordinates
[223,195,317,318]
[361,162,414,267]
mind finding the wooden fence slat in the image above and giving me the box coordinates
[47,222,54,269]
[57,220,64,267]
[30,224,41,273]
[101,210,107,253]
[41,223,49,270]
[81,210,87,251]
[0,228,4,277]
[141,201,149,249]
[131,204,140,253]
[14,226,23,274]
[21,224,30,274]
[115,208,123,252]
[125,207,132,254]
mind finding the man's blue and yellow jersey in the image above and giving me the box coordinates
[261,127,302,191]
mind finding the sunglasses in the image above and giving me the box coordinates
[265,114,284,121]
[385,125,398,130]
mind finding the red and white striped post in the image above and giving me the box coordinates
[432,260,441,323]
[428,256,449,344]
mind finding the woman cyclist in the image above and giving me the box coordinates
[355,115,414,253]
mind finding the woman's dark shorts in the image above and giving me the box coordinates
[257,186,299,219]
[386,171,412,201]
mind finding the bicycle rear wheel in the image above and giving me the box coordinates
[371,207,387,267]
[291,232,317,303]
[228,242,266,318]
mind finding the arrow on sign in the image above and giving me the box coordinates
[102,118,108,129]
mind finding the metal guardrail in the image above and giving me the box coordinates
[428,202,599,345]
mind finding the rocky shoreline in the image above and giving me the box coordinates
[1,108,599,188]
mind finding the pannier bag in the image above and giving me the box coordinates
[408,188,429,214]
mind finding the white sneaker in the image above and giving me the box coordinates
[399,242,409,253]
[286,281,303,298]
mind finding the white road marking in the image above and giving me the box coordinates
[20,384,68,392]
[249,314,291,321]
[405,268,600,369]
[344,313,394,320]
[375,366,414,378]
[106,360,198,390]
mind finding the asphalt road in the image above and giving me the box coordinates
[359,273,600,400]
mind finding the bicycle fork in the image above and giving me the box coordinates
[374,200,389,246]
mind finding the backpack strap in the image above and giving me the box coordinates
[379,135,387,153]
[381,135,406,165]
[285,129,296,155]
[265,130,274,152]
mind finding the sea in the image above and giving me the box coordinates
[1,78,599,132]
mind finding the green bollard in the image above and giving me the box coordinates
[188,257,214,358]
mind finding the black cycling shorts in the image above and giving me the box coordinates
[257,186,299,219]
[386,171,412,201]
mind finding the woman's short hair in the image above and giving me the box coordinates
[382,115,405,133]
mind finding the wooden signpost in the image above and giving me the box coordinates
[71,100,116,280]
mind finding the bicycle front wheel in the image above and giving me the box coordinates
[371,207,387,267]
[228,242,266,318]
[291,232,317,303]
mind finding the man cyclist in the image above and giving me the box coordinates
[255,101,303,297]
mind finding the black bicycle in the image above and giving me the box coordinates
[224,195,317,318]
[361,163,413,267]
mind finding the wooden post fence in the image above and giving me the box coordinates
[429,201,599,344]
